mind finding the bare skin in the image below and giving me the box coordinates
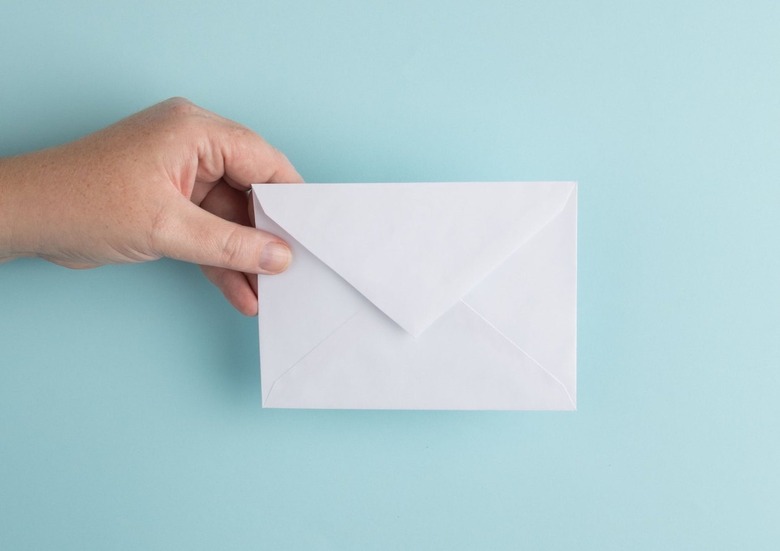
[0,97,302,315]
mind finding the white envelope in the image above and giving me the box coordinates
[252,182,577,410]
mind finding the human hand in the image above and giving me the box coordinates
[0,97,302,315]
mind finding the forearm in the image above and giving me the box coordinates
[0,152,51,262]
[0,155,27,261]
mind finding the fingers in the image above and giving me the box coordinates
[142,99,302,314]
[183,172,285,316]
[201,265,258,316]
[196,182,260,315]
[199,179,251,225]
[196,115,304,190]
[155,195,292,275]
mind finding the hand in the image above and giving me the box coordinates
[0,97,302,315]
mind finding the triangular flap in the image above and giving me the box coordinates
[253,182,576,336]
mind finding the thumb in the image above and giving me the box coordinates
[155,198,291,274]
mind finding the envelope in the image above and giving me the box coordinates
[252,182,577,410]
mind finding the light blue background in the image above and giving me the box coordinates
[2,1,779,549]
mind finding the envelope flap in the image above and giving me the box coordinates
[253,182,575,336]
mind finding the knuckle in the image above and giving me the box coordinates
[161,97,201,125]
[221,227,249,268]
[156,101,205,145]
[165,96,195,112]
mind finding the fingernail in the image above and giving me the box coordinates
[259,242,292,273]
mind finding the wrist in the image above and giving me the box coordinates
[0,154,44,261]
[0,157,20,261]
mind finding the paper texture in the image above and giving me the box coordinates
[252,182,577,410]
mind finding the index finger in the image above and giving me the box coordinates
[196,115,304,189]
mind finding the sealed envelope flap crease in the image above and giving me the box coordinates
[253,182,576,337]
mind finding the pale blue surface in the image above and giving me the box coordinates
[2,1,779,549]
